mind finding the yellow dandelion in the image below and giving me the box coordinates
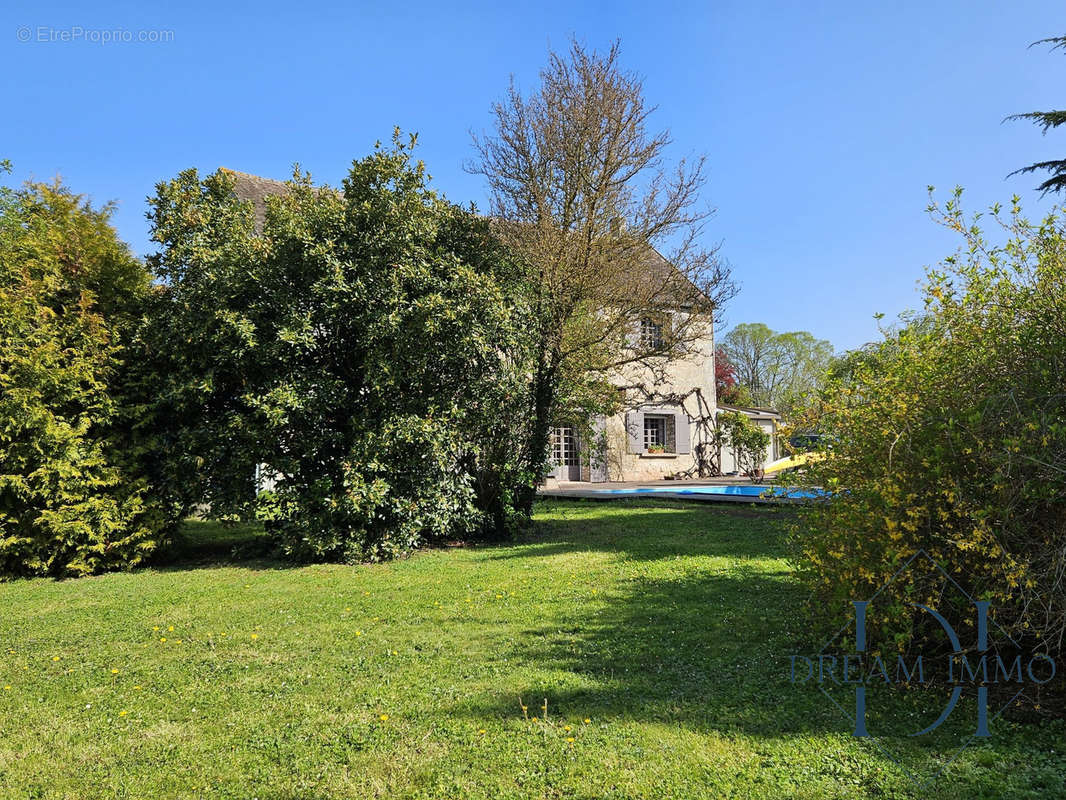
[391,650,398,656]
[2,685,10,691]
[564,725,572,732]
[133,686,142,691]
[168,626,174,632]
[478,729,486,735]
[51,656,60,662]
[152,626,160,632]
[175,639,182,644]
[566,736,575,744]
[111,669,119,675]
[345,607,351,612]
[531,716,538,722]
[119,710,128,717]
[160,637,166,643]
[250,634,258,640]
[583,718,591,724]
[379,714,389,722]
[356,630,362,637]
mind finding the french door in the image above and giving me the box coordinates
[551,426,581,481]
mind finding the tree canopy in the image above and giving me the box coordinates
[719,323,833,415]
[470,39,735,505]
[1008,35,1066,195]
[144,133,530,560]
[0,164,170,577]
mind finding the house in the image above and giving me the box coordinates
[224,168,781,484]
[558,295,719,482]
[549,328,781,483]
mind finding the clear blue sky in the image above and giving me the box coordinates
[3,0,1063,351]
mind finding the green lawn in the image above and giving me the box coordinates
[0,500,1061,798]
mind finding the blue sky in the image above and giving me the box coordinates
[2,0,1063,351]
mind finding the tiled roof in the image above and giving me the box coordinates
[220,168,289,230]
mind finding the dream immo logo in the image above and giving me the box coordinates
[789,550,1056,788]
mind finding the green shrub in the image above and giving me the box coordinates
[720,411,770,481]
[146,134,528,562]
[792,191,1066,662]
[0,168,169,577]
[268,416,476,562]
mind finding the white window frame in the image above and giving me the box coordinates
[639,317,664,350]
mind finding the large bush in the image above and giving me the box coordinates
[793,192,1066,662]
[146,134,530,561]
[0,167,170,577]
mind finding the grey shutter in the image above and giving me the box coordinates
[675,411,691,454]
[625,410,644,453]
[589,415,608,482]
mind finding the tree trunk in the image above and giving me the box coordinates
[516,355,557,518]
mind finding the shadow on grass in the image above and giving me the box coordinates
[151,518,281,570]
[496,497,797,562]
[453,499,1063,794]
[450,499,831,734]
[456,564,835,737]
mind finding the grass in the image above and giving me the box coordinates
[0,499,1062,798]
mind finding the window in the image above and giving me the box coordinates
[639,317,664,350]
[643,415,667,451]
[642,414,678,454]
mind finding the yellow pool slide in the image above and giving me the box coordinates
[763,451,825,475]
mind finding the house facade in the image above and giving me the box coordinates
[548,324,715,482]
[548,320,781,483]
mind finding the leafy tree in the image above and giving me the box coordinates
[146,134,529,561]
[470,39,735,512]
[714,345,753,406]
[793,189,1066,663]
[721,323,833,414]
[1007,35,1066,195]
[714,345,737,395]
[0,164,169,577]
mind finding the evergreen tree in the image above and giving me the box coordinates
[1008,35,1066,194]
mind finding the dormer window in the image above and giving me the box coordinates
[640,317,664,350]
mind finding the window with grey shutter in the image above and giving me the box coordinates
[625,410,644,453]
[675,412,691,454]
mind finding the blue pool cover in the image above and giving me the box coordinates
[592,485,823,499]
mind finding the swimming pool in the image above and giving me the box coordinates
[592,485,823,500]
